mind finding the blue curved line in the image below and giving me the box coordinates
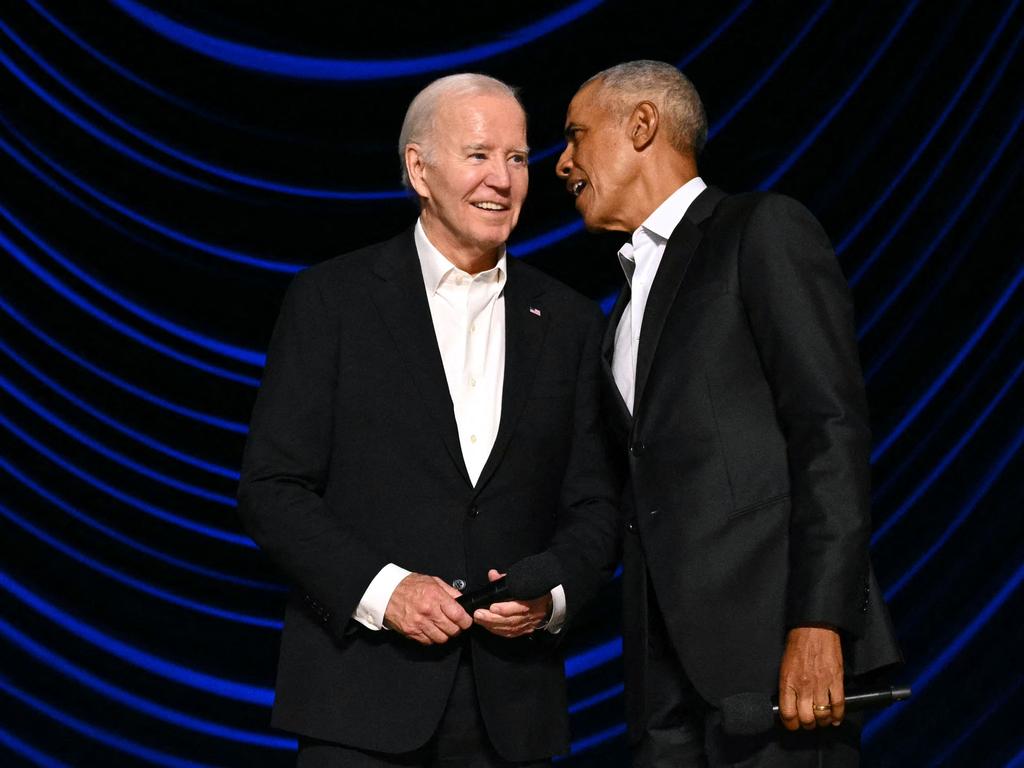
[0,20,406,200]
[837,2,1020,257]
[677,0,756,68]
[883,424,1024,601]
[0,125,301,273]
[0,44,224,194]
[565,636,622,678]
[926,676,1024,766]
[0,725,71,768]
[758,0,921,190]
[0,297,248,434]
[568,683,624,715]
[0,457,282,591]
[110,0,605,80]
[0,339,238,479]
[859,105,1023,339]
[710,1,831,138]
[0,412,256,548]
[871,358,1024,544]
[0,503,280,628]
[0,227,262,386]
[865,560,1024,740]
[871,262,1024,462]
[864,152,1024,382]
[511,219,585,257]
[0,618,290,746]
[0,374,237,506]
[569,723,627,755]
[0,568,274,705]
[1007,746,1024,768]
[0,676,223,767]
[0,205,264,366]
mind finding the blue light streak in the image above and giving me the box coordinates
[0,297,248,434]
[570,723,627,754]
[0,617,291,745]
[108,0,605,80]
[837,2,1020,258]
[864,560,1024,740]
[0,228,262,386]
[0,726,70,768]
[0,457,281,590]
[758,0,920,190]
[565,637,622,678]
[511,219,585,257]
[677,0,756,68]
[0,503,280,628]
[0,374,237,506]
[0,676,223,768]
[567,683,624,715]
[0,568,275,705]
[0,204,264,365]
[871,262,1024,462]
[884,424,1024,600]
[0,339,239,479]
[871,359,1024,544]
[0,412,256,548]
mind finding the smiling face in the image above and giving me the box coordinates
[556,80,639,232]
[406,92,528,269]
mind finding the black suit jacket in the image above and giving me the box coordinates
[603,187,902,737]
[238,228,619,760]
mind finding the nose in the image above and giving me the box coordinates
[486,157,511,189]
[556,145,572,178]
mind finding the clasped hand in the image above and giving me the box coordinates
[778,626,845,730]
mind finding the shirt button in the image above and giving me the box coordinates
[630,441,646,457]
[470,324,476,333]
[452,578,467,591]
[470,378,477,387]
[470,434,477,444]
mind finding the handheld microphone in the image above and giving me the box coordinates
[456,552,563,612]
[720,686,911,736]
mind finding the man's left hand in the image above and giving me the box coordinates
[473,569,552,638]
[778,626,845,730]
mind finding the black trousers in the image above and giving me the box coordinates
[296,648,550,768]
[634,578,862,768]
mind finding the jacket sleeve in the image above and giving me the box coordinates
[237,269,388,639]
[738,194,871,635]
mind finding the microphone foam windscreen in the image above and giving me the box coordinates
[720,692,774,736]
[505,552,563,599]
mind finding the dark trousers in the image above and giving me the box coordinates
[296,648,550,768]
[634,579,862,768]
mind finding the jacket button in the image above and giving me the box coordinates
[630,441,646,457]
[468,504,479,518]
[452,578,467,591]
[626,518,638,534]
[649,509,659,517]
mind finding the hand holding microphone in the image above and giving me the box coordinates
[458,553,563,638]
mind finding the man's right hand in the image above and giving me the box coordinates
[383,573,472,645]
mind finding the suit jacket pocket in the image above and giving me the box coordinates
[728,493,790,520]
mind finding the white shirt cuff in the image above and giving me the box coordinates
[352,563,412,630]
[544,584,567,634]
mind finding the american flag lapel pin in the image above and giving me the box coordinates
[529,306,542,317]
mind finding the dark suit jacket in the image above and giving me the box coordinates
[237,228,619,760]
[602,187,902,738]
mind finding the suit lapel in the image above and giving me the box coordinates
[473,260,548,492]
[632,186,726,412]
[601,285,633,428]
[369,229,471,484]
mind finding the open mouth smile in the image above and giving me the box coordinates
[471,201,509,211]
[570,180,587,197]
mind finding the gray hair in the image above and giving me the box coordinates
[583,60,707,156]
[398,73,523,189]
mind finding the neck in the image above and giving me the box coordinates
[420,215,501,274]
[621,153,699,232]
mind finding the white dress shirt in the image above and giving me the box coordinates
[613,177,707,412]
[351,220,566,632]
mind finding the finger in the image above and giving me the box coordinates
[796,688,816,730]
[814,687,833,728]
[488,601,530,617]
[422,622,450,644]
[473,608,505,625]
[432,577,463,599]
[439,597,472,630]
[487,569,506,582]
[778,684,799,731]
[830,678,846,725]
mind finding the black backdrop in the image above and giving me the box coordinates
[1,1,1022,766]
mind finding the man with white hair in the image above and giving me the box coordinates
[238,73,619,766]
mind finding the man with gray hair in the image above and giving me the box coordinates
[238,73,619,766]
[556,60,901,766]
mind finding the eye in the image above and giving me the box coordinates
[469,152,487,160]
[509,154,528,166]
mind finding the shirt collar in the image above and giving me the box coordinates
[414,218,507,294]
[617,176,707,284]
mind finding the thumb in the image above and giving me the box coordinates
[487,569,506,582]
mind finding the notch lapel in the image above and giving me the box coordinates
[473,261,548,492]
[368,230,471,485]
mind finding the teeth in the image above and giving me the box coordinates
[473,202,507,210]
[572,180,586,196]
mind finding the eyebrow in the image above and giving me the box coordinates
[464,143,531,155]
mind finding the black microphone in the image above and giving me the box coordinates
[720,686,912,736]
[456,552,563,612]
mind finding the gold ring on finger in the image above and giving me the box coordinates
[813,704,832,713]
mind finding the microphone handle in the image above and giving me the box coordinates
[456,578,508,612]
[770,686,912,714]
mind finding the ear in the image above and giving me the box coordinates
[405,144,430,199]
[629,101,659,151]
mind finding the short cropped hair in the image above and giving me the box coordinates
[584,60,707,156]
[398,73,524,188]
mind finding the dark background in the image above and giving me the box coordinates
[1,1,1022,765]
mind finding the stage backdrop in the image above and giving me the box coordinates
[1,1,1022,766]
